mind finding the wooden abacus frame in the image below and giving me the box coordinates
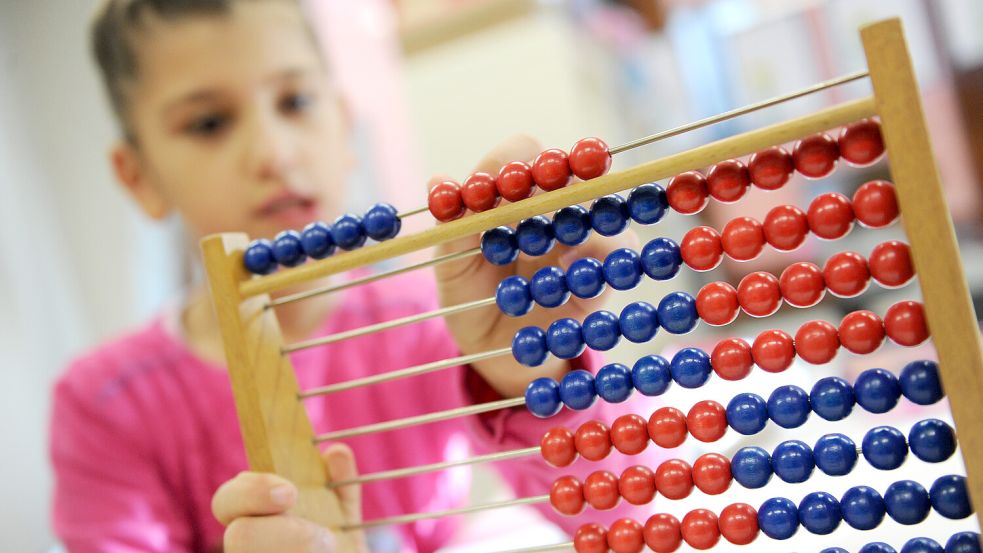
[201,18,983,545]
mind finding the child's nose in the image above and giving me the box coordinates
[245,113,296,183]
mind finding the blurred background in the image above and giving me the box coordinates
[2,0,983,551]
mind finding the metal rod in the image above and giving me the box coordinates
[330,446,540,487]
[489,543,574,553]
[283,296,497,353]
[314,397,525,442]
[398,205,430,218]
[300,347,512,398]
[341,494,550,531]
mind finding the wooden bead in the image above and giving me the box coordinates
[692,453,732,495]
[644,514,682,553]
[681,509,720,550]
[541,427,578,467]
[794,320,840,365]
[569,137,612,180]
[721,216,765,261]
[823,251,870,298]
[780,262,826,308]
[869,240,914,288]
[428,180,465,221]
[752,329,795,373]
[611,414,650,455]
[531,149,572,191]
[839,119,885,166]
[497,161,534,202]
[655,459,694,499]
[885,301,929,346]
[793,133,839,179]
[748,146,793,190]
[648,407,688,448]
[667,171,709,214]
[575,420,612,461]
[706,159,750,202]
[550,475,585,516]
[838,310,885,355]
[619,465,656,505]
[687,400,727,443]
[763,204,809,251]
[808,192,855,240]
[460,172,500,212]
[574,523,608,553]
[719,503,759,545]
[737,271,783,317]
[852,180,898,227]
[584,470,621,510]
[711,338,753,381]
[608,518,645,553]
[681,226,723,271]
[696,281,740,326]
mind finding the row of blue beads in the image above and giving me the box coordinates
[824,532,981,553]
[480,183,668,265]
[242,202,401,274]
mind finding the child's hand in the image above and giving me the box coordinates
[434,135,636,398]
[212,444,368,553]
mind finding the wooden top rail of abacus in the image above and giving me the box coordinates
[236,96,876,298]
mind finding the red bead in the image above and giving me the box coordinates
[763,204,809,251]
[681,226,723,271]
[428,180,465,222]
[686,400,727,443]
[721,217,765,261]
[575,523,608,553]
[692,453,732,495]
[569,137,612,180]
[608,518,645,553]
[885,301,929,346]
[611,414,649,455]
[667,171,709,214]
[793,133,839,179]
[696,282,740,326]
[460,171,500,212]
[644,514,682,553]
[838,310,886,354]
[748,146,793,190]
[853,180,899,228]
[752,329,796,373]
[550,475,585,516]
[619,465,656,506]
[839,119,885,166]
[496,161,534,202]
[681,509,720,550]
[655,458,694,499]
[648,407,688,448]
[823,251,870,298]
[780,262,826,308]
[711,338,753,381]
[869,240,914,288]
[737,271,783,317]
[706,159,750,203]
[794,320,840,365]
[531,149,572,191]
[575,420,612,461]
[541,427,578,468]
[584,470,621,510]
[808,192,855,240]
[719,503,759,545]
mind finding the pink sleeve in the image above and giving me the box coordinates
[50,374,193,553]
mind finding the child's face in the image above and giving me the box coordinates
[113,1,352,241]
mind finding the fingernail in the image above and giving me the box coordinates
[270,484,295,507]
[316,531,337,552]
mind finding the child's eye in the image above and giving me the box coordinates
[186,113,229,137]
[280,92,315,114]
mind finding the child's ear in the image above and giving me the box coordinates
[110,141,171,220]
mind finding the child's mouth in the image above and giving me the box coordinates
[255,193,320,228]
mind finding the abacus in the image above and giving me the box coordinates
[201,18,983,552]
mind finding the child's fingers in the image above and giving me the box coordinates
[224,514,337,553]
[212,472,298,526]
[323,443,361,522]
[470,133,543,175]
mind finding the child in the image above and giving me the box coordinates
[52,1,662,551]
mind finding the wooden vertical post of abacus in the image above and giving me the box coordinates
[201,233,353,545]
[862,18,983,531]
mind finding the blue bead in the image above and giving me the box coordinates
[931,475,973,520]
[495,275,533,317]
[900,360,944,405]
[885,480,931,525]
[732,446,772,489]
[841,486,886,530]
[902,538,944,553]
[822,549,850,553]
[595,363,633,403]
[566,257,606,299]
[657,292,699,334]
[272,230,306,267]
[855,368,902,414]
[603,248,642,290]
[481,227,519,266]
[670,347,712,389]
[631,355,671,396]
[726,393,768,435]
[582,310,621,351]
[767,385,811,429]
[618,301,658,343]
[640,237,682,280]
[530,266,570,308]
[524,377,561,418]
[772,440,815,483]
[552,205,591,246]
[516,215,555,256]
[546,318,585,359]
[331,213,367,250]
[243,239,277,274]
[862,426,908,470]
[512,326,548,367]
[946,532,982,553]
[300,221,336,259]
[909,418,956,463]
[590,195,630,236]
[810,376,856,421]
[628,183,668,224]
[861,544,899,553]
[798,491,841,535]
[758,496,799,540]
[362,202,401,240]
[558,370,596,410]
[814,433,858,476]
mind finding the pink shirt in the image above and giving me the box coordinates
[50,273,667,552]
